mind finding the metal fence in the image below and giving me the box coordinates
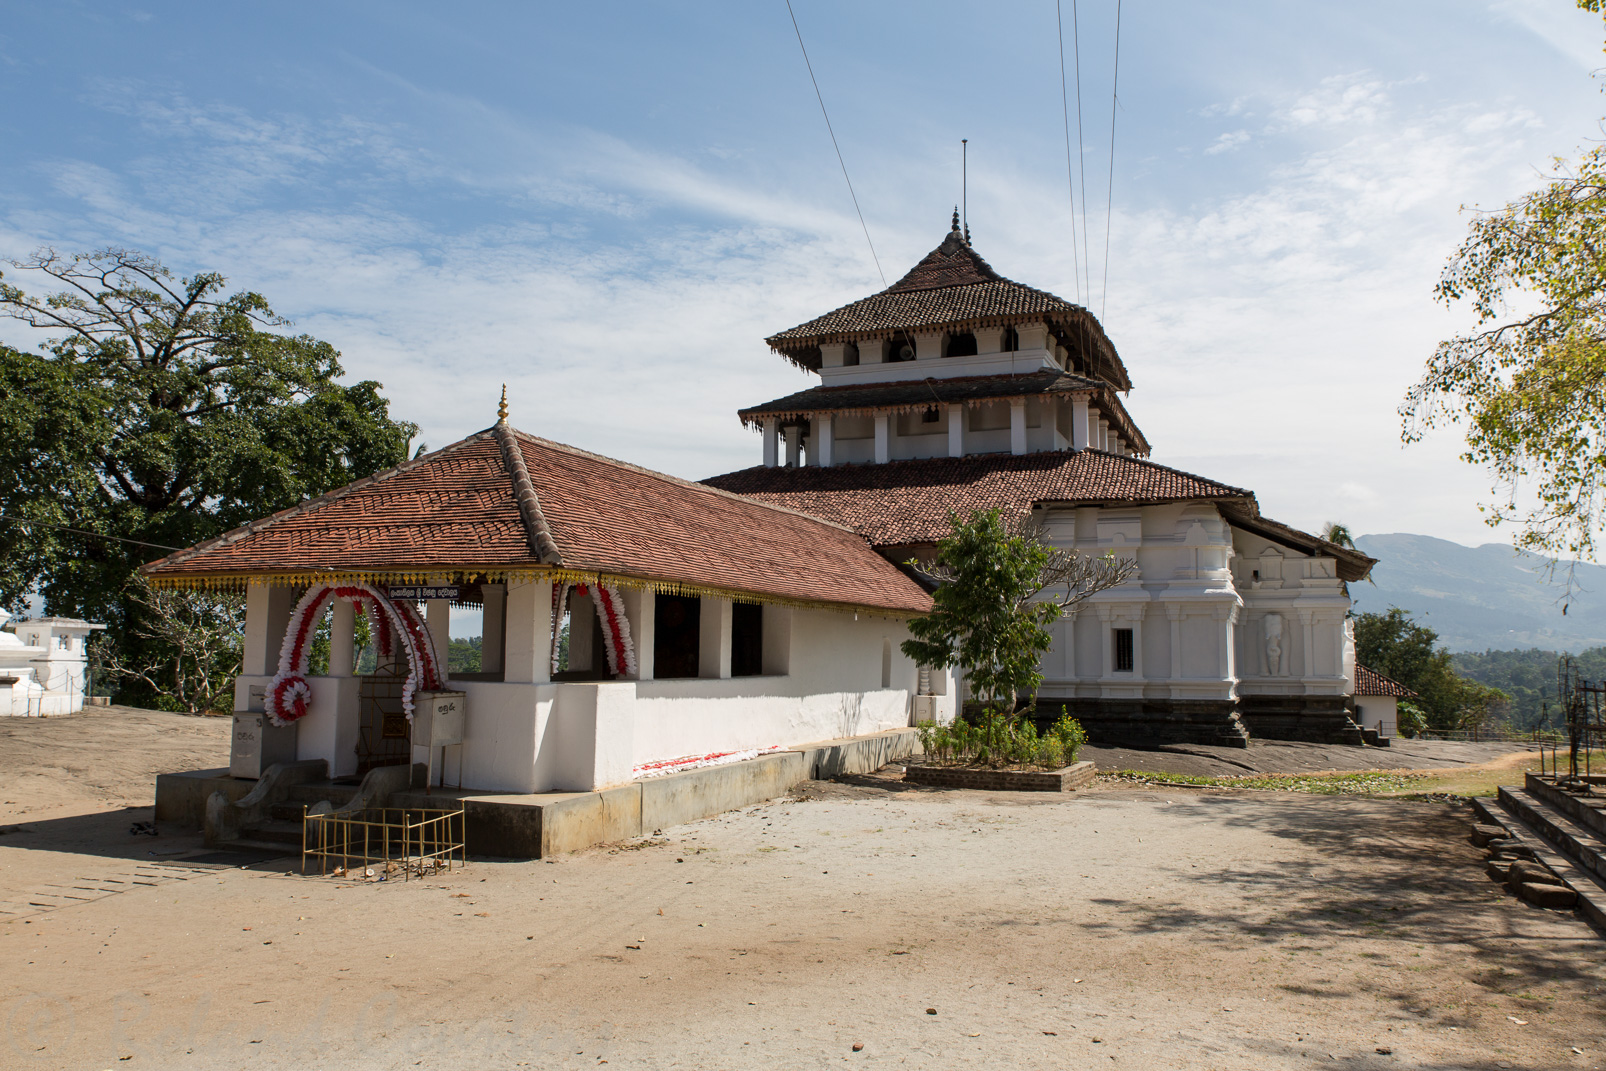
[302,805,466,880]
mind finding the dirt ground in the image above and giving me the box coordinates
[0,710,1602,1070]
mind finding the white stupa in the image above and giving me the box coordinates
[0,609,105,715]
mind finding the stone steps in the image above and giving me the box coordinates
[1474,792,1606,931]
[1523,773,1606,844]
[1498,786,1606,891]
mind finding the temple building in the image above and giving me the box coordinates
[143,418,951,825]
[704,215,1378,747]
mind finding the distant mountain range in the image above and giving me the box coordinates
[1351,533,1606,653]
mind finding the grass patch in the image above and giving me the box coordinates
[1098,769,1437,795]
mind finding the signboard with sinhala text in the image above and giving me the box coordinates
[385,585,461,601]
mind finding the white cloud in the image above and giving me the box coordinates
[1204,130,1250,155]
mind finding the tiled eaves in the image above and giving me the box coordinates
[735,372,1151,458]
[138,431,502,575]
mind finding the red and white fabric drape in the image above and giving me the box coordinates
[265,583,444,728]
[550,581,637,678]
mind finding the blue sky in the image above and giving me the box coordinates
[1,1,1602,548]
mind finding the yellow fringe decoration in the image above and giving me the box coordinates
[145,566,921,620]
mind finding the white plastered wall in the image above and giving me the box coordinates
[1034,502,1242,703]
[231,584,953,795]
[1230,530,1353,698]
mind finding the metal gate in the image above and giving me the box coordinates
[356,656,413,774]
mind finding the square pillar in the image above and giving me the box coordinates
[915,332,943,361]
[784,425,801,467]
[1071,397,1091,449]
[699,597,732,679]
[504,580,554,684]
[620,587,655,680]
[874,412,890,464]
[569,592,595,673]
[974,327,1003,354]
[329,597,356,677]
[427,599,451,682]
[815,413,834,467]
[762,419,779,468]
[481,584,505,675]
[1098,417,1110,452]
[243,582,296,677]
[820,342,846,367]
[947,403,965,458]
[1010,399,1028,455]
[1017,323,1049,352]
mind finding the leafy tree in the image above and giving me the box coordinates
[901,510,1136,718]
[1354,608,1511,733]
[0,248,417,705]
[1452,645,1606,732]
[1401,3,1606,572]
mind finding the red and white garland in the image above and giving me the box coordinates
[265,583,444,728]
[550,581,637,677]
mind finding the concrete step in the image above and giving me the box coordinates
[1524,773,1606,845]
[1474,793,1606,932]
[268,802,307,822]
[283,784,359,807]
[240,820,305,847]
[1499,786,1606,889]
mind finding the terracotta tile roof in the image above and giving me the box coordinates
[703,450,1378,584]
[736,370,1150,455]
[704,449,1247,545]
[1354,664,1417,698]
[141,426,932,614]
[766,222,1131,390]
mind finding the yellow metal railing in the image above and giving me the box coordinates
[302,806,466,880]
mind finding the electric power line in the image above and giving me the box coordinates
[1071,0,1092,305]
[1055,0,1083,304]
[1101,0,1122,322]
[0,514,183,552]
[783,0,886,286]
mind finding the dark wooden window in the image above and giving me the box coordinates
[1001,326,1019,352]
[944,331,978,357]
[843,341,860,366]
[731,602,763,677]
[654,595,701,679]
[1114,628,1135,673]
[921,407,940,423]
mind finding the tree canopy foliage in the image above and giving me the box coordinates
[0,248,417,705]
[901,510,1135,717]
[1354,608,1511,733]
[1452,645,1606,732]
[1402,3,1606,569]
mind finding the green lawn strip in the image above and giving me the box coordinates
[1097,769,1435,795]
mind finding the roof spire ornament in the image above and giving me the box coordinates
[951,206,961,233]
[497,384,508,424]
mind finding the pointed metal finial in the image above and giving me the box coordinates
[951,206,961,232]
[497,384,508,424]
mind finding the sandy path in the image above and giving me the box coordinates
[1083,738,1539,778]
[2,777,1602,1070]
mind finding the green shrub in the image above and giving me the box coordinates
[914,714,1087,771]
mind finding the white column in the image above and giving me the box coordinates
[699,597,733,679]
[815,413,834,467]
[622,587,655,680]
[874,412,890,464]
[975,327,1003,354]
[1072,397,1091,449]
[427,599,451,682]
[1010,399,1027,455]
[947,403,965,457]
[504,580,554,684]
[329,598,356,677]
[784,425,801,467]
[1098,418,1110,452]
[1168,606,1183,682]
[762,419,779,468]
[481,584,505,675]
[242,582,296,677]
[915,332,943,360]
[820,342,846,367]
[1301,610,1317,679]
